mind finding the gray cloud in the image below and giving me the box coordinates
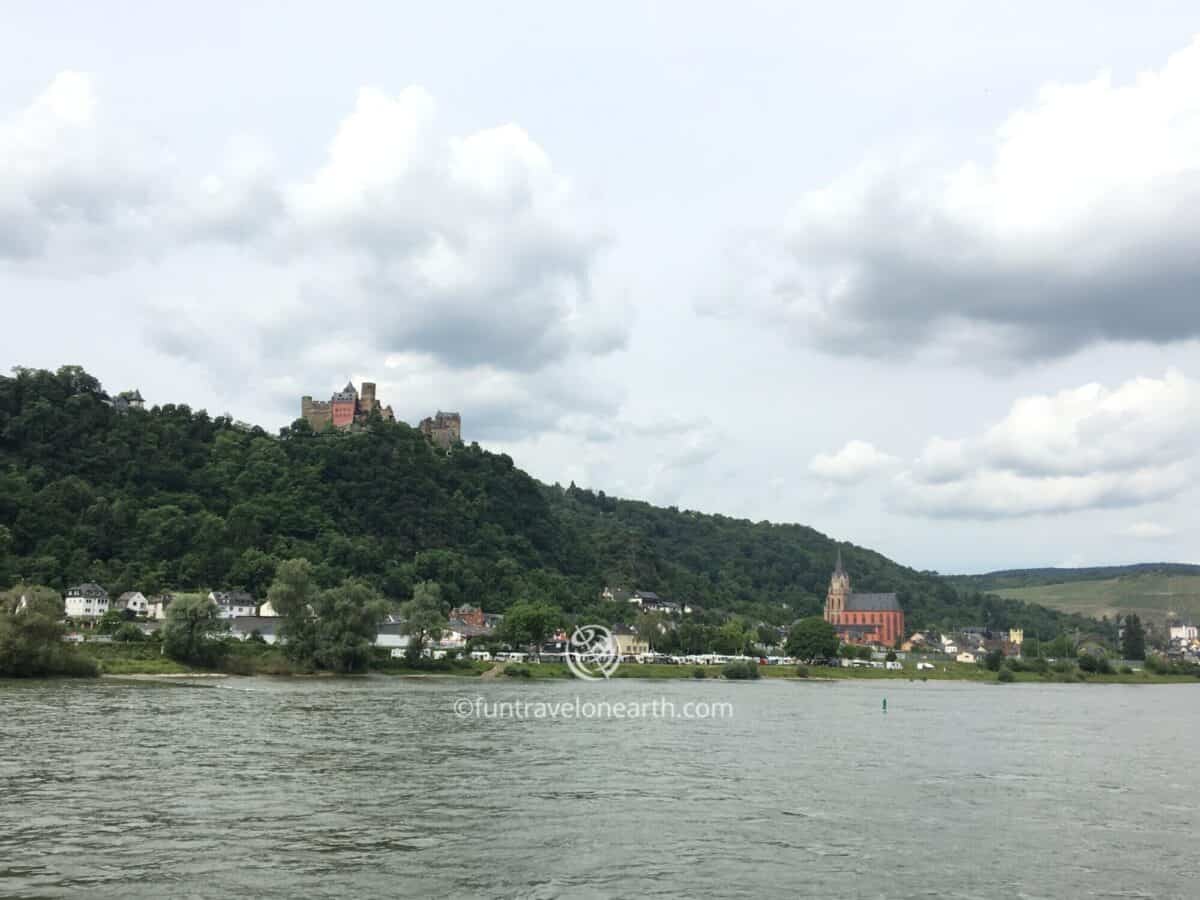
[711,37,1200,365]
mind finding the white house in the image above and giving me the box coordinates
[228,616,280,643]
[956,649,978,664]
[375,623,411,650]
[65,583,109,619]
[1168,623,1198,642]
[148,594,173,620]
[114,592,150,616]
[209,591,258,619]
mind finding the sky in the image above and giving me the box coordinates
[2,1,1199,574]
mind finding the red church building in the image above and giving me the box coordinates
[823,551,904,647]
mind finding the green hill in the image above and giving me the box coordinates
[963,572,1200,628]
[0,365,1102,638]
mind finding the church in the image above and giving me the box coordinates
[823,551,904,647]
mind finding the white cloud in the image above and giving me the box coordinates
[809,439,898,484]
[0,73,628,436]
[893,370,1200,518]
[713,36,1200,363]
[1122,522,1175,540]
[0,71,163,263]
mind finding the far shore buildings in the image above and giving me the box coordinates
[823,552,905,647]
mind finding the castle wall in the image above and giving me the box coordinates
[331,399,355,428]
[301,397,333,431]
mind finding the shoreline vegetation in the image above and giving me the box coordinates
[59,644,1200,684]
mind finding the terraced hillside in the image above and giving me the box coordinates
[986,573,1200,627]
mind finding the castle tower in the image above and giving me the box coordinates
[331,381,357,428]
[360,382,376,413]
[824,549,851,620]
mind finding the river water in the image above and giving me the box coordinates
[1,676,1197,899]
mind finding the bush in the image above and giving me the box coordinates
[1120,665,1134,675]
[721,661,761,680]
[112,623,145,643]
[794,664,810,678]
[504,663,532,678]
[692,667,707,679]
[220,654,257,676]
[997,668,1015,683]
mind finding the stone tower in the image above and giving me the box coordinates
[360,382,376,412]
[825,550,850,619]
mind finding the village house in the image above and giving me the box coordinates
[113,592,150,617]
[65,583,109,619]
[228,617,280,643]
[602,587,683,614]
[956,649,979,664]
[1168,621,1198,643]
[611,623,650,658]
[208,591,258,619]
[147,594,173,620]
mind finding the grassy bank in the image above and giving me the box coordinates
[76,643,1200,684]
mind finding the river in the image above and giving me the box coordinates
[1,676,1197,898]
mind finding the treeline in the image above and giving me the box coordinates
[0,366,1102,637]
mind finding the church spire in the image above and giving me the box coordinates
[835,548,844,575]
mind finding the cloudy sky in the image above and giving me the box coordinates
[3,1,1198,573]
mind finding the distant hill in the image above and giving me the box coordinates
[0,365,1104,638]
[949,565,1200,628]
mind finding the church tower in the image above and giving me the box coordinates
[824,550,851,621]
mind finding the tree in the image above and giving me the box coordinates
[399,581,446,662]
[266,559,388,672]
[0,587,96,677]
[785,617,839,662]
[97,608,127,634]
[501,600,563,652]
[162,595,227,666]
[1121,614,1146,660]
[983,648,1004,671]
[885,649,897,662]
[112,622,145,642]
[310,579,389,673]
[268,557,321,663]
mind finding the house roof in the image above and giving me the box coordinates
[212,590,256,605]
[844,592,901,612]
[67,583,108,598]
[447,621,491,637]
[634,591,662,601]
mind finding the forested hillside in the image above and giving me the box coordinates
[0,366,1101,637]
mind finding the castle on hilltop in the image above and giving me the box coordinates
[823,551,905,647]
[300,381,462,447]
[419,411,462,449]
[301,381,395,431]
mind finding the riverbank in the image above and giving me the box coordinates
[72,644,1200,683]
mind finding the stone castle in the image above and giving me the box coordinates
[418,411,462,449]
[301,381,395,431]
[301,381,462,448]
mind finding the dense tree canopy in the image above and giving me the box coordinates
[0,366,1102,636]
